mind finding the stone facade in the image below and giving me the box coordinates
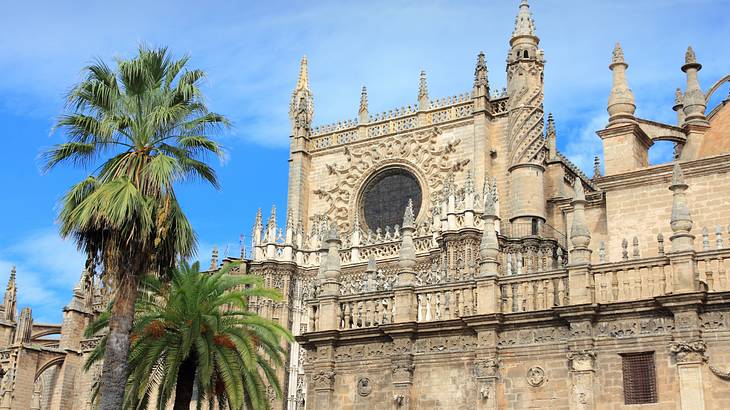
[2,1,730,409]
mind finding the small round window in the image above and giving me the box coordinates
[361,168,422,232]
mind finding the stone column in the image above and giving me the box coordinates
[390,337,415,410]
[669,340,707,410]
[395,201,417,323]
[476,183,501,314]
[311,343,337,410]
[568,179,593,304]
[567,349,596,410]
[668,163,697,293]
[318,228,341,331]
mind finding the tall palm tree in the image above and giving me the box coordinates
[86,261,292,410]
[44,46,228,409]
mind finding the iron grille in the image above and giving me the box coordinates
[621,352,658,404]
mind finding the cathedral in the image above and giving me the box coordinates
[1,0,730,409]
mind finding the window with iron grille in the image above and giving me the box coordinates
[621,352,658,404]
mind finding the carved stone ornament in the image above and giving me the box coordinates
[312,369,336,390]
[567,350,596,372]
[479,384,492,400]
[709,365,730,381]
[357,377,372,397]
[313,127,470,230]
[669,340,707,364]
[392,363,416,383]
[526,366,546,387]
[474,358,500,378]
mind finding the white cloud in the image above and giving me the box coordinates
[0,229,85,323]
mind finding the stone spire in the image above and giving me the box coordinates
[593,156,602,178]
[358,86,368,124]
[569,179,592,264]
[607,42,636,126]
[14,307,32,344]
[209,245,219,270]
[669,163,694,252]
[398,200,417,286]
[265,205,277,243]
[681,46,709,126]
[252,208,263,246]
[289,55,314,134]
[473,51,489,98]
[546,113,557,160]
[512,0,537,39]
[418,70,429,111]
[673,87,686,126]
[3,266,17,321]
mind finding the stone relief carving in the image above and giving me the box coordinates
[391,338,412,355]
[392,363,416,382]
[357,378,372,397]
[567,350,596,372]
[569,321,592,338]
[474,358,500,378]
[311,369,336,390]
[709,365,730,381]
[526,366,547,387]
[335,343,394,361]
[669,340,707,363]
[701,311,726,331]
[313,127,470,230]
[498,327,568,347]
[594,317,673,339]
[413,335,477,354]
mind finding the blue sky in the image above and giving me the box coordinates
[1,0,729,322]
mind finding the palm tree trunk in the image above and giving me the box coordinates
[98,273,138,410]
[174,351,198,410]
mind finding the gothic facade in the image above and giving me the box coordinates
[2,1,730,409]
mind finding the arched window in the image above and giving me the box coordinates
[523,50,529,58]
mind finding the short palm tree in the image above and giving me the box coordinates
[44,46,228,409]
[86,261,293,410]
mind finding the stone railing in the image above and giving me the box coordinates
[416,281,476,322]
[592,256,672,303]
[338,293,395,330]
[500,269,569,313]
[306,94,509,152]
[695,249,730,292]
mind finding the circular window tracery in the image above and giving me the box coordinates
[360,168,422,232]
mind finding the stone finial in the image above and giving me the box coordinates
[479,183,500,276]
[546,113,557,159]
[473,51,489,97]
[289,55,314,133]
[210,245,219,270]
[674,87,684,106]
[611,42,625,65]
[398,201,417,285]
[483,181,496,216]
[673,87,686,126]
[239,234,247,259]
[512,0,537,38]
[684,46,697,65]
[592,156,602,178]
[599,241,606,262]
[358,86,368,123]
[418,70,429,110]
[657,233,665,255]
[681,46,708,126]
[570,179,591,264]
[295,55,310,91]
[632,236,640,257]
[607,42,636,126]
[716,225,724,249]
[621,238,629,260]
[403,199,416,229]
[702,227,710,251]
[3,266,17,321]
[15,307,33,344]
[669,163,694,252]
[7,266,16,290]
[465,171,475,194]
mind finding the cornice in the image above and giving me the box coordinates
[594,153,730,191]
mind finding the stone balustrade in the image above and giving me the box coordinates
[416,282,476,322]
[304,246,730,333]
[305,95,509,152]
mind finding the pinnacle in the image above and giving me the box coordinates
[674,87,683,105]
[671,162,685,186]
[685,46,697,65]
[611,42,625,65]
[418,70,428,98]
[512,0,537,38]
[573,178,585,202]
[295,55,310,91]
